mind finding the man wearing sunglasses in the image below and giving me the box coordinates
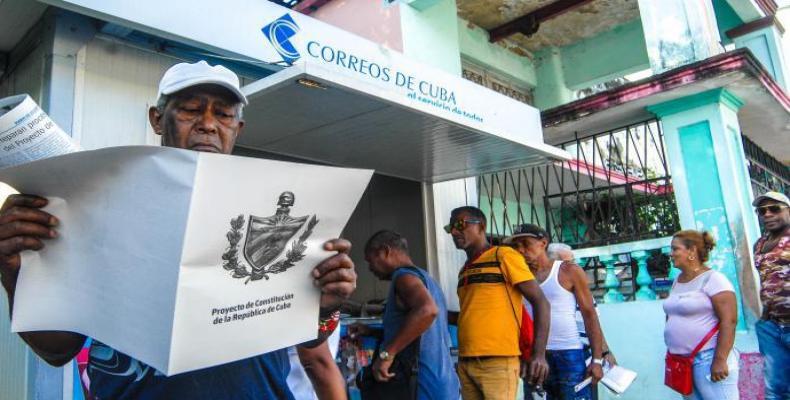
[446,206,550,400]
[751,191,790,400]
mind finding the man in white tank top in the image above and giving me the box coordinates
[505,224,604,400]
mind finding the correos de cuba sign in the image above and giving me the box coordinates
[260,13,476,122]
[44,0,543,144]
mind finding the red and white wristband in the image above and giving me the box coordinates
[318,310,341,334]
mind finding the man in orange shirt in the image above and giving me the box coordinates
[447,206,550,400]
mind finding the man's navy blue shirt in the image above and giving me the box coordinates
[87,340,295,400]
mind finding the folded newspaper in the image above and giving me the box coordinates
[0,94,80,168]
[0,145,372,376]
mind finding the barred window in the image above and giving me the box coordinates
[742,135,789,197]
[478,119,680,301]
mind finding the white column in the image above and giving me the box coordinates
[424,179,476,311]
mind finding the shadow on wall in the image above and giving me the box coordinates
[597,301,765,400]
[597,301,677,400]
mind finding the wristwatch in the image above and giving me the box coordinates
[592,358,604,365]
[379,350,393,361]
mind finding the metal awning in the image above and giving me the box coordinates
[40,0,569,183]
[240,63,569,183]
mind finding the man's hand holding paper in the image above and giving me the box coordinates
[313,238,356,312]
[0,194,87,367]
[0,194,57,272]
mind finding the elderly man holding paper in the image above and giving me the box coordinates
[0,61,353,399]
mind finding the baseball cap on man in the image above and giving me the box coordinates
[158,60,248,105]
[503,223,549,245]
[752,191,790,207]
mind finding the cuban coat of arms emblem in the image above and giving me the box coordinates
[222,191,319,283]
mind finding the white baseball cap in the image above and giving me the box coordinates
[752,191,790,207]
[158,60,248,105]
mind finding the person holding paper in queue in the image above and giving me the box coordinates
[0,61,351,399]
[504,224,604,400]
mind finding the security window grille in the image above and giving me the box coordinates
[742,135,789,196]
[478,119,679,301]
[478,119,680,248]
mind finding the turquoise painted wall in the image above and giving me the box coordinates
[561,20,650,89]
[676,121,746,330]
[534,47,574,110]
[597,300,760,400]
[457,18,537,87]
[726,124,761,245]
[400,0,443,11]
[712,0,743,45]
[534,20,650,109]
[734,27,788,89]
[399,0,462,75]
[649,89,764,328]
[597,301,676,400]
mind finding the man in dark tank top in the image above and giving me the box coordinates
[350,230,460,400]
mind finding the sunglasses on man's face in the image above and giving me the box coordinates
[756,205,789,216]
[444,219,482,233]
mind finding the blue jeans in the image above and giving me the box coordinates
[683,348,739,400]
[524,349,591,400]
[756,319,790,400]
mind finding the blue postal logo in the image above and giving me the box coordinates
[262,14,301,65]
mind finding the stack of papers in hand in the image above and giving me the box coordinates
[601,364,637,394]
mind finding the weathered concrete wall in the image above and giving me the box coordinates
[456,0,640,53]
[534,47,574,110]
[561,20,650,89]
[457,18,537,87]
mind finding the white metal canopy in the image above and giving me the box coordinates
[240,64,569,183]
[42,0,570,182]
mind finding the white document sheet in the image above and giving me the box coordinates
[0,146,372,376]
[0,94,80,168]
[601,364,637,394]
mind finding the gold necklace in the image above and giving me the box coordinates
[689,267,702,274]
[681,266,704,281]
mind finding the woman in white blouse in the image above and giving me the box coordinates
[663,230,739,400]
